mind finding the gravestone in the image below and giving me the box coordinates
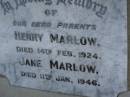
[0,0,127,97]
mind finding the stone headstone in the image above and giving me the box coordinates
[0,0,127,97]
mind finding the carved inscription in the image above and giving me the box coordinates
[0,0,127,97]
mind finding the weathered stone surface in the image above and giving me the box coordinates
[0,0,127,97]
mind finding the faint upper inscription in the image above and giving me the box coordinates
[0,0,107,18]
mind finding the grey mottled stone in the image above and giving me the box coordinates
[0,0,127,97]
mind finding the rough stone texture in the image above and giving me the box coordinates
[0,0,128,97]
